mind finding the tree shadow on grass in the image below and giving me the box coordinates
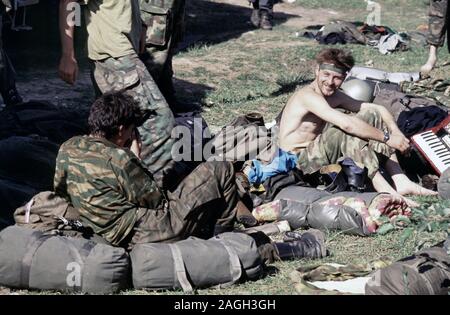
[179,0,298,51]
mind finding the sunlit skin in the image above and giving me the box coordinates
[314,67,346,97]
[279,62,438,207]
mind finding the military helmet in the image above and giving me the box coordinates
[340,78,375,102]
[438,168,450,199]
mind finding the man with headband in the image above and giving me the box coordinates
[277,48,437,205]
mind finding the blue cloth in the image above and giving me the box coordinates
[247,148,298,185]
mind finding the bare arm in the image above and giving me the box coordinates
[336,91,409,152]
[59,0,79,85]
[299,89,386,142]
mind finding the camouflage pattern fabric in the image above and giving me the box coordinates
[91,53,176,189]
[297,109,395,179]
[139,0,186,106]
[427,0,448,47]
[128,161,239,248]
[290,259,391,295]
[401,77,450,107]
[54,136,238,249]
[54,135,164,246]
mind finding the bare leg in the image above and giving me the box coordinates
[385,154,438,196]
[420,45,438,75]
[372,171,419,208]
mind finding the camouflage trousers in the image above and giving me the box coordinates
[297,109,395,179]
[127,161,238,249]
[140,0,186,109]
[427,0,449,47]
[91,53,176,188]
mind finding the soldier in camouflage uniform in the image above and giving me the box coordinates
[139,0,185,110]
[279,48,437,205]
[249,0,275,30]
[420,0,449,74]
[54,92,328,262]
[59,0,177,189]
[0,1,22,107]
[54,92,238,248]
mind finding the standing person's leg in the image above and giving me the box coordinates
[258,0,274,30]
[139,0,186,111]
[91,54,176,188]
[0,13,22,107]
[421,0,448,74]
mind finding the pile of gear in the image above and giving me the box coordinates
[301,21,416,55]
[290,236,450,295]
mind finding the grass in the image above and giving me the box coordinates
[172,0,450,295]
[3,0,450,295]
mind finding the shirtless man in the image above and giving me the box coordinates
[279,48,437,204]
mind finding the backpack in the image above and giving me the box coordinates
[14,191,81,233]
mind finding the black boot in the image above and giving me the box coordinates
[259,10,273,30]
[274,229,327,260]
[250,9,260,28]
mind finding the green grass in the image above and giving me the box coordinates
[3,0,450,296]
[172,0,450,295]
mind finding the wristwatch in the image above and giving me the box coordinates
[383,129,390,143]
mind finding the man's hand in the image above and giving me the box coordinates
[386,131,410,153]
[58,54,78,85]
[130,128,142,159]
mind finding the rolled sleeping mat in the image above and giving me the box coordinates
[130,232,263,292]
[0,226,130,294]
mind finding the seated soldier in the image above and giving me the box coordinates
[54,92,327,262]
[278,48,437,206]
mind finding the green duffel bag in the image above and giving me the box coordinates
[130,232,264,292]
[365,246,450,295]
[0,226,130,294]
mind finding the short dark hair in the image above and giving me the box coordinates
[88,91,144,139]
[315,48,355,73]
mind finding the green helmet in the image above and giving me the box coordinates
[438,168,450,199]
[340,78,375,102]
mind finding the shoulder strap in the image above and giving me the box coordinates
[216,239,242,288]
[168,243,193,293]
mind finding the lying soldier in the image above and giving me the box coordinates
[54,91,327,262]
[278,48,437,206]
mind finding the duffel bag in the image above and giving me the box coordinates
[130,232,263,292]
[365,246,450,295]
[0,226,130,294]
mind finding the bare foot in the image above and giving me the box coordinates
[420,60,436,75]
[399,196,419,209]
[397,181,438,197]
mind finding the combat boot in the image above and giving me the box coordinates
[273,229,327,260]
[259,10,273,30]
[235,200,258,228]
[250,9,260,28]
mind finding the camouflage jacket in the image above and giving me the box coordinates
[54,136,164,246]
